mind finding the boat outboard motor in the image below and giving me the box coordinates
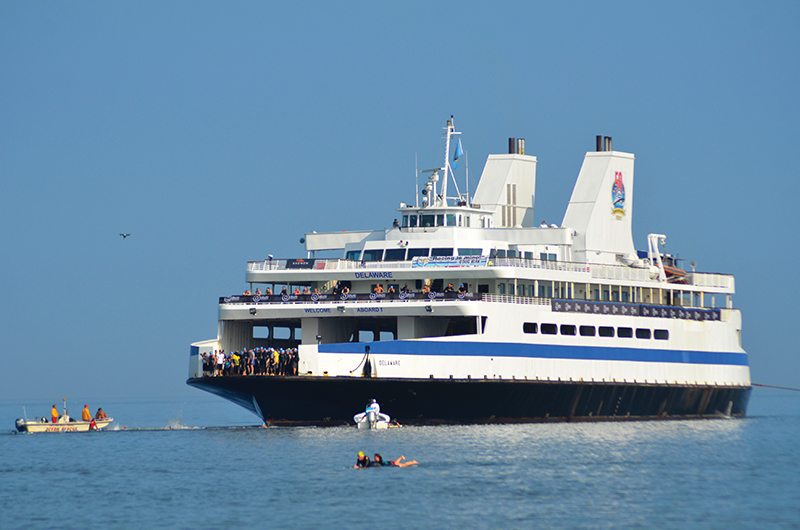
[365,398,379,428]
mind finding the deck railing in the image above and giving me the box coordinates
[246,257,733,288]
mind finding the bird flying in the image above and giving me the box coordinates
[119,233,132,239]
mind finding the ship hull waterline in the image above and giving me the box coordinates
[187,376,751,426]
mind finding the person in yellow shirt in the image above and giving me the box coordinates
[82,404,92,421]
[51,404,59,424]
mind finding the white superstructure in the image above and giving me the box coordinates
[189,118,749,423]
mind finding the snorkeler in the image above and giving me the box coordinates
[354,451,370,469]
[373,453,418,468]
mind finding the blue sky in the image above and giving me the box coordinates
[1,1,798,401]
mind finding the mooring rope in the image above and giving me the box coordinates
[753,383,800,392]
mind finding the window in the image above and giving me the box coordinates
[384,248,406,261]
[446,214,456,226]
[617,327,633,338]
[436,214,444,226]
[541,323,557,335]
[407,215,418,227]
[560,324,576,336]
[496,249,507,258]
[406,248,429,259]
[636,328,651,339]
[654,329,669,340]
[402,215,408,227]
[362,249,383,262]
[579,325,596,336]
[420,215,435,227]
[599,326,614,337]
[523,322,538,334]
[524,252,534,260]
[272,326,292,340]
[540,253,557,261]
[253,326,269,339]
[345,250,360,261]
[507,249,518,258]
[458,248,482,256]
[431,248,454,257]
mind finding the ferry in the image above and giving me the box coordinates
[187,117,750,424]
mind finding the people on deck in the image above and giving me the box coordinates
[203,347,300,377]
[82,404,92,421]
[95,408,108,420]
[51,404,59,424]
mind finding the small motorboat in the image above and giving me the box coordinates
[353,410,391,430]
[15,416,114,433]
[15,400,113,433]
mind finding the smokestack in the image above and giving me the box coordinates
[508,137,516,154]
[606,136,613,152]
[603,136,611,151]
[516,138,525,155]
[596,135,603,152]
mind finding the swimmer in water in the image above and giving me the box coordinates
[373,453,418,468]
[354,451,370,469]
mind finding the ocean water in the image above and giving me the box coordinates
[1,390,798,529]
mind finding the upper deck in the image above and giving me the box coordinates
[245,256,734,293]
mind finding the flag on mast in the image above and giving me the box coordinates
[452,138,464,168]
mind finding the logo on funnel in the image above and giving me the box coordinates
[611,171,625,219]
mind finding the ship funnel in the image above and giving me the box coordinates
[508,137,516,154]
[596,135,603,152]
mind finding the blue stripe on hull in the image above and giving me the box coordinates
[318,341,749,366]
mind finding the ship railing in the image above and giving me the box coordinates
[480,294,551,305]
[686,272,734,290]
[246,257,591,274]
[245,258,733,289]
[590,264,653,282]
[220,291,483,304]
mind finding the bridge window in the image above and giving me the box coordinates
[617,327,633,338]
[420,215,435,227]
[436,214,444,226]
[446,214,456,226]
[579,325,596,336]
[654,329,670,340]
[636,328,651,339]
[598,326,614,337]
[362,250,383,262]
[458,248,482,256]
[540,253,557,261]
[523,322,538,334]
[384,248,406,261]
[345,250,360,261]
[541,323,557,335]
[431,248,454,257]
[407,248,429,259]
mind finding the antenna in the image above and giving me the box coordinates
[415,153,419,208]
[465,151,470,207]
